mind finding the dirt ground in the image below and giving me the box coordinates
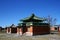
[0,33,60,40]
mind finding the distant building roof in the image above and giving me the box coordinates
[9,24,16,28]
[54,25,60,27]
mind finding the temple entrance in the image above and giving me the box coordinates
[22,26,27,34]
[11,28,17,33]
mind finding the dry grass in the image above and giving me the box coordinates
[0,37,49,40]
[0,33,60,40]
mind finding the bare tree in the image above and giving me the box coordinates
[46,15,57,27]
[53,18,57,26]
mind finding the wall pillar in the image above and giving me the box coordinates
[17,28,20,34]
[20,28,22,35]
[9,28,11,34]
[7,28,9,33]
[58,27,60,32]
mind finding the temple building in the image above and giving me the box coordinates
[7,14,50,36]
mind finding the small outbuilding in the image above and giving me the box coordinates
[50,25,60,32]
[6,24,17,33]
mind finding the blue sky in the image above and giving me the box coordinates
[0,0,60,27]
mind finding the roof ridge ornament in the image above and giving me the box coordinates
[31,13,35,17]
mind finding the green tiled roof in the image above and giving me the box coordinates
[18,22,49,26]
[20,14,46,21]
